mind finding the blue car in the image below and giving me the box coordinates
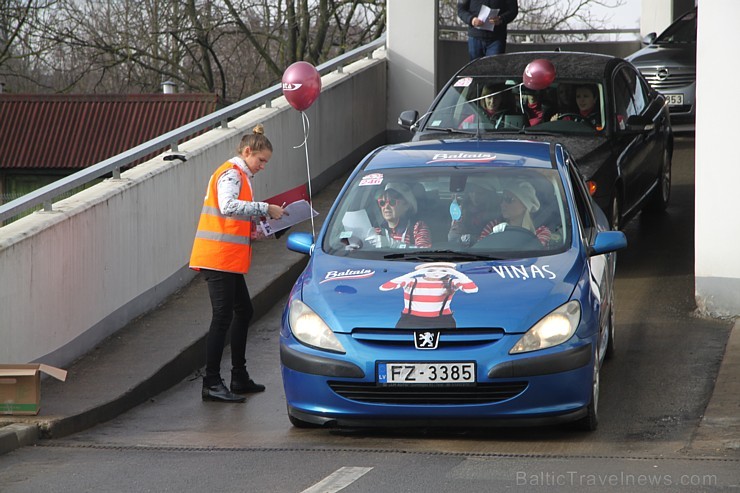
[281,139,627,431]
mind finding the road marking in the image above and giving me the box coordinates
[301,466,374,493]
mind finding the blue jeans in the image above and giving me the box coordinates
[203,269,254,383]
[468,37,506,60]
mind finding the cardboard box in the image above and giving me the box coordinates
[0,364,67,415]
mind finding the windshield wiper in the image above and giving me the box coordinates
[383,250,502,261]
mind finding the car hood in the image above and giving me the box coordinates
[295,249,584,334]
[627,45,696,67]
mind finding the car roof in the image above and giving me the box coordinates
[456,51,619,81]
[364,139,558,171]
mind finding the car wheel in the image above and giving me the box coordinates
[605,296,616,361]
[609,194,620,231]
[646,148,672,212]
[574,354,600,431]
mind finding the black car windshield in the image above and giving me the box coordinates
[655,10,696,44]
[322,166,572,261]
[422,77,606,136]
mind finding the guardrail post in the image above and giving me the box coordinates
[43,201,52,212]
[112,167,121,179]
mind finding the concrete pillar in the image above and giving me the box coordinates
[386,0,438,142]
[695,0,740,317]
[640,0,676,36]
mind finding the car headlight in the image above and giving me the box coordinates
[288,299,345,353]
[509,301,581,354]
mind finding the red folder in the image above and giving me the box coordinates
[264,183,310,206]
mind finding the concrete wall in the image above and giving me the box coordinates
[694,0,740,318]
[0,50,387,367]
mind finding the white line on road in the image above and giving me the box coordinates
[301,466,374,493]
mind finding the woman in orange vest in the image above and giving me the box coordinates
[190,124,285,403]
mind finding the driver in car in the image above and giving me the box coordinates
[479,180,551,247]
[551,83,601,129]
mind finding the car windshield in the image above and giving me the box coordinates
[422,77,606,136]
[322,166,572,261]
[655,10,696,44]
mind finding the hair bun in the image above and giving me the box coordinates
[252,124,265,135]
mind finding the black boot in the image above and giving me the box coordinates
[202,378,246,402]
[230,368,265,393]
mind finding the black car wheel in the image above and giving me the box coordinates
[646,148,672,212]
[605,293,616,360]
[609,193,620,231]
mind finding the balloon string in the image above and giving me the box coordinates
[294,111,316,240]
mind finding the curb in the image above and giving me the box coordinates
[0,423,38,456]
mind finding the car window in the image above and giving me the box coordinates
[655,10,697,44]
[424,77,605,135]
[322,166,571,260]
[566,158,596,242]
[613,66,648,129]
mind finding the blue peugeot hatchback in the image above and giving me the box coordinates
[281,139,626,431]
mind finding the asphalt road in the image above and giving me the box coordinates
[1,135,738,492]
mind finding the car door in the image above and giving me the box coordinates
[611,64,663,217]
[567,155,610,353]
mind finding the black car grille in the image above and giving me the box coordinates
[328,381,527,405]
[351,328,505,348]
[639,68,695,90]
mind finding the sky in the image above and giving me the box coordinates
[592,0,641,28]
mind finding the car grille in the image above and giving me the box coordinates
[639,68,695,90]
[351,327,505,347]
[328,381,528,405]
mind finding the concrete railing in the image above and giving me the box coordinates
[0,47,388,367]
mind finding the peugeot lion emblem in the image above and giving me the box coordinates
[414,330,440,350]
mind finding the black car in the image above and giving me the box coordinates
[398,51,673,230]
[627,8,697,130]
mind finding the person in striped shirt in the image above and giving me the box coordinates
[380,262,479,328]
[365,182,432,249]
[479,179,552,247]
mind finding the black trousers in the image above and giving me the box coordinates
[202,269,254,384]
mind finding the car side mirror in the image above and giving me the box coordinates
[286,232,314,255]
[588,231,627,257]
[643,32,657,45]
[624,114,655,133]
[398,110,419,131]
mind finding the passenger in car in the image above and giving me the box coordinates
[551,83,577,117]
[479,180,552,247]
[365,182,432,248]
[521,88,555,126]
[459,83,513,130]
[448,181,500,246]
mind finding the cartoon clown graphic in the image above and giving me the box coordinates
[379,262,478,328]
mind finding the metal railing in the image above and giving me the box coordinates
[0,35,386,224]
[439,25,641,41]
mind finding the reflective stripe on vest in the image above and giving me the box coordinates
[189,161,254,274]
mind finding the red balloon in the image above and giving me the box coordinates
[522,59,556,91]
[282,61,321,111]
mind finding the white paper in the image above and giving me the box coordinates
[259,199,318,236]
[341,209,375,240]
[476,6,499,31]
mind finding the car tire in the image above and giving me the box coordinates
[605,298,616,361]
[574,354,600,431]
[646,148,672,212]
[608,193,620,231]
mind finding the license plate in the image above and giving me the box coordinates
[378,362,476,384]
[665,94,683,105]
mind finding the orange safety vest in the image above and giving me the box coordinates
[189,159,254,274]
